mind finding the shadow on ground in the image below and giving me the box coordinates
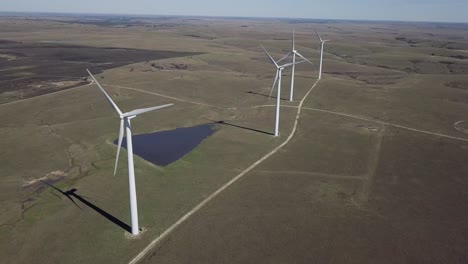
[213,120,273,136]
[42,181,131,233]
[246,91,288,101]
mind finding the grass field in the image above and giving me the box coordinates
[1,14,468,263]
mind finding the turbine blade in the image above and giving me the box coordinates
[282,60,307,68]
[269,70,279,100]
[292,29,295,50]
[122,103,173,118]
[277,51,293,64]
[86,69,123,116]
[114,118,124,175]
[295,52,313,65]
[314,27,323,42]
[259,43,279,67]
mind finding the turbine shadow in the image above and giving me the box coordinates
[42,181,131,233]
[213,120,273,136]
[246,91,288,101]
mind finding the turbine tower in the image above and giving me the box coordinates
[87,69,173,236]
[260,44,306,136]
[277,29,313,102]
[315,28,330,80]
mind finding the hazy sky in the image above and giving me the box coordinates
[2,0,467,23]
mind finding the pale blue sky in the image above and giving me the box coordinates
[1,0,467,23]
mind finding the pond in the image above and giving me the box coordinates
[114,124,215,166]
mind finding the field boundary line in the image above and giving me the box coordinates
[251,105,468,143]
[0,82,93,107]
[128,79,321,264]
[256,170,366,180]
[103,83,228,110]
[302,107,468,143]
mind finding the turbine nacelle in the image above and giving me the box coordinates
[274,31,314,67]
[314,27,330,44]
[259,43,307,68]
[119,115,136,120]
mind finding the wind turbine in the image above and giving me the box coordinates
[86,69,173,236]
[277,29,313,102]
[315,28,330,80]
[260,44,306,137]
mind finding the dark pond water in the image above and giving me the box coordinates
[114,124,215,166]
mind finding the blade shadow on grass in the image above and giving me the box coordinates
[212,120,273,136]
[246,91,288,101]
[42,181,131,233]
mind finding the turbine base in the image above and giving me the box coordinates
[125,227,147,240]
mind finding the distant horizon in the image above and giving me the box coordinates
[1,10,467,25]
[1,0,467,24]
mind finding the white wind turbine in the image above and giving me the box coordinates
[260,44,306,137]
[87,69,173,236]
[315,28,330,80]
[276,29,313,101]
